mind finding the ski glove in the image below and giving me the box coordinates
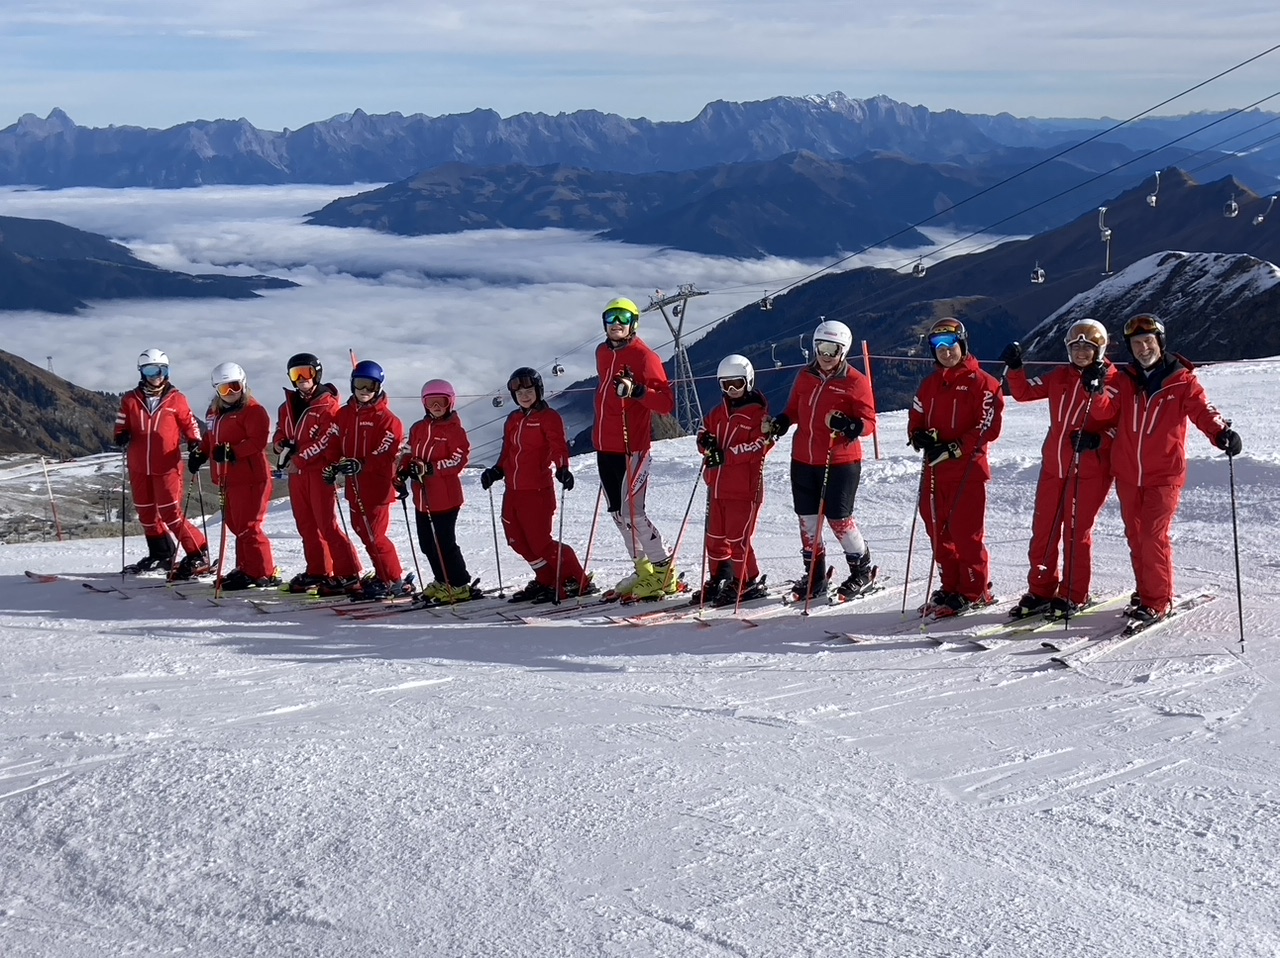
[321,464,338,485]
[115,431,131,447]
[393,479,410,501]
[555,466,574,490]
[480,466,503,490]
[336,458,362,476]
[925,440,962,467]
[828,413,864,441]
[762,414,791,440]
[998,342,1023,371]
[1080,361,1107,395]
[404,459,432,480]
[1215,428,1243,457]
[909,428,938,452]
[703,447,725,469]
[1070,430,1102,453]
[187,448,208,475]
[696,431,719,453]
[212,444,236,465]
[613,374,646,400]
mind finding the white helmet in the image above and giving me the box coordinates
[137,348,169,370]
[813,319,853,358]
[1064,318,1109,351]
[717,354,755,391]
[211,362,247,388]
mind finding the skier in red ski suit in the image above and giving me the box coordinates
[765,320,878,601]
[1001,319,1118,617]
[592,296,677,599]
[271,352,361,594]
[397,379,475,604]
[114,348,209,579]
[324,360,409,600]
[481,367,591,603]
[696,354,774,607]
[907,318,1004,614]
[1089,313,1242,625]
[188,362,276,590]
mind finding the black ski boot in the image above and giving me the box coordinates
[171,550,211,581]
[1009,592,1053,619]
[691,570,729,605]
[791,557,831,601]
[508,579,548,603]
[735,575,769,602]
[836,550,877,601]
[123,534,176,574]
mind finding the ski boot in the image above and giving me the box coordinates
[170,550,210,581]
[560,574,599,600]
[791,560,832,602]
[508,579,549,603]
[123,534,177,575]
[631,558,679,600]
[1009,592,1053,619]
[1047,595,1091,619]
[835,550,877,601]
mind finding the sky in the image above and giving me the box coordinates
[3,2,1280,130]
[1,360,1278,954]
[0,184,1013,461]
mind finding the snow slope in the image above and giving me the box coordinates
[2,359,1279,957]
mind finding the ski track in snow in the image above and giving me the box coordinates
[2,364,1280,955]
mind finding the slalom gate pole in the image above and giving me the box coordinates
[41,457,63,542]
[1227,434,1245,654]
[487,486,504,596]
[801,442,836,617]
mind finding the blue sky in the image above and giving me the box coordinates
[2,2,1279,129]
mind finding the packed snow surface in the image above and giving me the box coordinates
[3,360,1279,957]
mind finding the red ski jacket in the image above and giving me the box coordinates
[332,392,405,507]
[1007,363,1118,481]
[907,354,1004,481]
[272,383,342,473]
[592,337,674,454]
[400,412,470,513]
[497,404,571,492]
[202,397,272,487]
[114,384,202,476]
[1091,355,1229,487]
[781,362,877,467]
[700,392,772,502]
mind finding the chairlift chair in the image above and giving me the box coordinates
[1254,196,1277,227]
[760,292,774,311]
[491,395,504,408]
[551,359,565,377]
[1146,171,1160,208]
[1224,194,1239,219]
[1030,262,1045,284]
[770,343,782,369]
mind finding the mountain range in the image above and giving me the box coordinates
[0,214,295,313]
[4,95,1278,189]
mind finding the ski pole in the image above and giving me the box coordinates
[1226,423,1245,654]
[735,438,773,615]
[921,458,939,627]
[802,442,836,617]
[487,485,504,596]
[665,461,708,575]
[698,480,712,613]
[214,476,229,599]
[552,479,567,606]
[1059,394,1095,629]
[417,475,456,606]
[400,493,425,602]
[119,447,128,579]
[902,451,927,615]
[575,485,604,604]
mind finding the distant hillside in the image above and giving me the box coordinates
[0,348,118,456]
[0,214,296,313]
[3,96,1277,188]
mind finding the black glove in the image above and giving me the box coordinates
[321,464,338,485]
[696,431,718,453]
[336,458,362,476]
[408,459,433,480]
[279,439,297,454]
[828,413,864,441]
[998,342,1023,371]
[393,478,410,501]
[763,414,791,440]
[703,447,725,469]
[1080,361,1106,396]
[925,439,961,467]
[186,447,208,475]
[910,428,938,452]
[1216,428,1243,457]
[1070,430,1102,453]
[480,466,503,490]
[115,430,131,447]
[212,444,236,465]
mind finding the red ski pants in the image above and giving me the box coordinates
[705,498,760,582]
[920,470,990,601]
[129,467,207,555]
[1115,479,1182,614]
[222,478,274,580]
[502,487,584,587]
[1026,471,1113,604]
[289,470,361,579]
[346,484,403,585]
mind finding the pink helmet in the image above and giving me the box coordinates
[420,378,456,411]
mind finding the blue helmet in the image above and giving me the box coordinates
[351,360,385,390]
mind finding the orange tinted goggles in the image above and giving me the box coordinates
[215,381,243,398]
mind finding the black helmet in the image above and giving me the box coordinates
[507,366,544,403]
[286,352,323,384]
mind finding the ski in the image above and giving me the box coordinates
[1049,592,1218,668]
[82,581,129,597]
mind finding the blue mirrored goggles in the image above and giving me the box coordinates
[929,333,961,351]
[603,308,638,327]
[140,364,168,379]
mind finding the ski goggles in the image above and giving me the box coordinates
[288,365,317,384]
[508,375,539,392]
[603,307,638,327]
[1123,314,1164,338]
[719,377,748,392]
[214,381,243,398]
[814,341,844,359]
[352,377,380,392]
[929,333,962,350]
[139,364,168,380]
